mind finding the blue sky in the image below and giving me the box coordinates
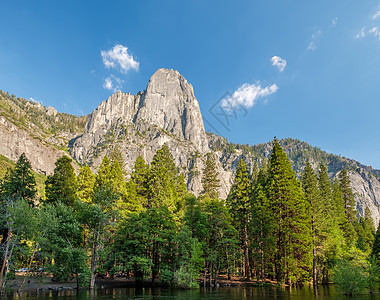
[1,1,380,168]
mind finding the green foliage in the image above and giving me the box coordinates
[201,153,220,199]
[146,144,186,212]
[333,259,367,295]
[0,153,37,205]
[51,247,90,288]
[366,256,380,293]
[267,139,312,284]
[0,90,87,140]
[174,265,199,288]
[77,164,95,203]
[45,156,78,206]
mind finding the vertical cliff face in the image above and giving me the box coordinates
[135,68,209,153]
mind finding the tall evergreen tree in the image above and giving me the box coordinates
[371,222,380,263]
[250,168,275,282]
[318,163,333,216]
[301,161,319,287]
[339,168,356,224]
[131,155,149,199]
[226,159,252,279]
[201,153,220,199]
[267,139,312,284]
[339,168,357,246]
[95,155,112,188]
[148,144,186,212]
[77,164,95,203]
[45,156,77,206]
[0,153,36,204]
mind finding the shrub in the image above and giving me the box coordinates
[333,260,367,295]
[174,266,198,289]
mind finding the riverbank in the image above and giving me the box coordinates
[3,275,275,292]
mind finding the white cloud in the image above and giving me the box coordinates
[372,11,380,20]
[307,41,316,51]
[103,78,113,90]
[103,75,124,92]
[332,17,338,26]
[369,26,380,39]
[355,27,380,39]
[221,82,278,110]
[355,27,366,39]
[101,44,139,74]
[307,30,322,51]
[271,56,287,72]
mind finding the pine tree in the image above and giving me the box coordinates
[301,161,319,287]
[45,156,78,206]
[250,169,275,282]
[131,155,149,198]
[0,153,36,205]
[339,168,357,246]
[371,222,380,263]
[95,155,112,188]
[77,164,95,203]
[226,159,252,279]
[318,163,333,216]
[109,145,125,174]
[339,168,356,224]
[201,153,220,199]
[267,138,312,284]
[357,207,375,252]
[148,144,185,212]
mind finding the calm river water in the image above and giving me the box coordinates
[4,286,380,299]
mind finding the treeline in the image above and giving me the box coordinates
[0,139,378,292]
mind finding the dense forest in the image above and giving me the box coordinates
[0,139,379,294]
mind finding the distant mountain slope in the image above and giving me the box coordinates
[208,133,380,226]
[0,90,86,174]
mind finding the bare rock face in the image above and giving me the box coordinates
[349,169,380,226]
[46,106,58,117]
[0,115,65,175]
[136,68,209,153]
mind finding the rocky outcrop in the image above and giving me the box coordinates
[0,115,65,175]
[349,169,380,226]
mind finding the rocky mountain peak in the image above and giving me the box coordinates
[70,68,209,166]
[136,68,209,153]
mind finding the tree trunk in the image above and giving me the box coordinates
[203,262,207,288]
[0,230,12,291]
[18,242,39,291]
[244,225,250,280]
[90,228,100,289]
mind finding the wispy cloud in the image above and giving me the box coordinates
[369,26,380,39]
[101,44,139,74]
[355,26,380,39]
[222,82,278,110]
[373,11,380,20]
[307,30,322,51]
[355,8,380,40]
[355,27,366,39]
[332,17,338,27]
[271,56,287,72]
[103,75,124,92]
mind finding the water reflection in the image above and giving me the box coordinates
[4,285,380,299]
